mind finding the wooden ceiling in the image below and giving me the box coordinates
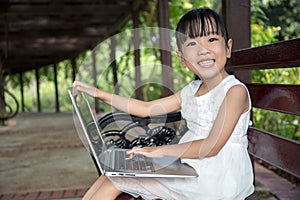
[0,0,145,75]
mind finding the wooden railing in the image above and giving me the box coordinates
[226,38,300,179]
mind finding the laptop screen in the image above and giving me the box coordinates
[69,88,105,156]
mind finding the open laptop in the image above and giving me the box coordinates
[68,87,198,178]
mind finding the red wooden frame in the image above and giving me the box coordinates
[247,83,300,116]
[227,38,300,71]
[228,38,300,179]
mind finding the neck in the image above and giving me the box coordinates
[195,72,229,96]
[205,73,228,87]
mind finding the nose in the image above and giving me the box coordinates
[197,44,209,56]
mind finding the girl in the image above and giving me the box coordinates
[73,7,254,200]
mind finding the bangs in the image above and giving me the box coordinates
[176,8,228,51]
[184,15,220,39]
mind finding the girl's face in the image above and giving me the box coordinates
[177,34,232,81]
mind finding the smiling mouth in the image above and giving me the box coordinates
[198,59,214,67]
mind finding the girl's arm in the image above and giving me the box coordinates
[73,80,181,117]
[128,84,250,159]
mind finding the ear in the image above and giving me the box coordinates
[226,39,233,59]
[176,50,187,66]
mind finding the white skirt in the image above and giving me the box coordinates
[109,142,254,200]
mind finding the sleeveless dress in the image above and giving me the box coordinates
[109,75,254,200]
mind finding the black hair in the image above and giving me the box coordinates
[175,8,229,52]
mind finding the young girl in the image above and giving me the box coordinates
[73,7,254,200]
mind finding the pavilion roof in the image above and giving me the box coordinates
[0,0,144,75]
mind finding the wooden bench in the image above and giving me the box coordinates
[91,38,300,199]
[227,38,300,199]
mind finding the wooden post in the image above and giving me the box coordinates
[19,72,25,112]
[110,37,119,95]
[53,64,59,112]
[92,50,99,113]
[222,0,251,83]
[133,9,143,100]
[71,58,76,82]
[35,68,41,112]
[0,59,5,124]
[157,0,174,97]
[222,0,254,183]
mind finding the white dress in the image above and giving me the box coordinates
[110,75,254,200]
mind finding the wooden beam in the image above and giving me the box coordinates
[110,37,119,95]
[35,68,41,112]
[157,0,174,97]
[1,27,109,41]
[19,72,25,112]
[53,64,59,112]
[92,50,99,113]
[1,17,117,31]
[71,58,76,82]
[247,83,300,116]
[0,58,5,124]
[5,48,86,59]
[222,0,251,83]
[248,128,300,178]
[0,4,131,16]
[3,50,84,74]
[6,39,97,54]
[226,38,300,71]
[133,9,143,100]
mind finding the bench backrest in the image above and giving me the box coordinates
[226,38,300,178]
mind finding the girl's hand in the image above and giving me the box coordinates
[127,146,165,159]
[73,81,98,98]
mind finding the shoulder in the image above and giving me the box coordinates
[226,84,249,113]
[224,75,243,87]
[180,79,201,96]
[224,76,249,96]
[222,75,250,111]
[187,79,201,90]
[227,84,247,98]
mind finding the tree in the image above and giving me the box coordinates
[262,0,300,41]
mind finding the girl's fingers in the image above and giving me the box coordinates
[73,81,91,89]
[127,147,146,159]
[127,147,140,155]
[72,81,97,97]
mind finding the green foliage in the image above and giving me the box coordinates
[251,0,279,46]
[252,68,300,84]
[262,0,300,40]
[253,108,300,141]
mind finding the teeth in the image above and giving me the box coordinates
[199,60,214,65]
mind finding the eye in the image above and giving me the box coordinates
[186,41,196,47]
[208,37,219,43]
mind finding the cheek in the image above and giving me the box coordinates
[182,49,197,61]
[216,48,229,59]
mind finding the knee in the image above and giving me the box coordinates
[96,178,122,199]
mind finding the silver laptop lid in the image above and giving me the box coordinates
[68,88,106,173]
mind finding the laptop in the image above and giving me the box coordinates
[68,87,198,178]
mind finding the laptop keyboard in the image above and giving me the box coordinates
[114,150,154,172]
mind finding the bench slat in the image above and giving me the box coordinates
[226,38,300,71]
[248,127,300,178]
[247,83,300,116]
